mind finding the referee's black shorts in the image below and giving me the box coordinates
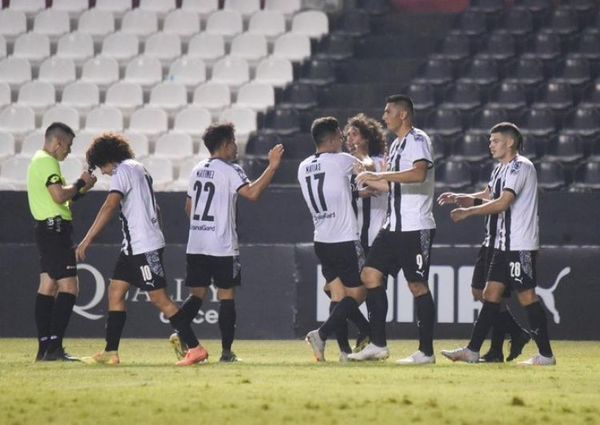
[34,218,77,280]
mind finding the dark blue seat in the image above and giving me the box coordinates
[571,160,600,191]
[536,161,567,190]
[452,131,491,162]
[435,160,474,190]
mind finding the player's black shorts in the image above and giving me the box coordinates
[487,249,537,292]
[314,240,364,287]
[112,249,167,291]
[185,254,241,289]
[472,245,511,298]
[34,218,77,280]
[365,228,435,282]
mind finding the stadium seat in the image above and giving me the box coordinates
[205,10,243,41]
[337,10,370,38]
[124,56,163,91]
[95,0,132,21]
[85,105,124,133]
[19,130,44,158]
[572,31,600,61]
[7,0,45,19]
[70,131,95,159]
[121,9,158,40]
[0,157,31,190]
[38,57,76,91]
[425,108,463,139]
[144,33,182,67]
[572,161,600,191]
[314,33,354,61]
[264,0,301,19]
[154,132,194,161]
[500,6,534,37]
[0,83,10,110]
[255,57,294,88]
[236,82,275,112]
[430,33,472,64]
[230,33,268,66]
[541,6,580,38]
[298,59,335,86]
[163,9,200,44]
[51,0,88,19]
[0,9,26,46]
[0,36,5,60]
[42,105,80,131]
[169,156,203,191]
[435,160,473,190]
[0,57,32,91]
[78,9,115,44]
[224,0,261,19]
[405,83,435,115]
[81,56,119,91]
[187,33,225,64]
[105,81,144,118]
[562,108,600,140]
[522,33,562,63]
[17,81,56,117]
[120,132,149,160]
[61,81,99,116]
[149,82,187,116]
[13,32,50,67]
[33,9,71,43]
[543,133,585,164]
[487,82,527,115]
[440,82,482,113]
[181,0,219,20]
[469,108,509,134]
[129,107,168,140]
[273,33,311,63]
[102,32,140,66]
[412,58,454,87]
[552,57,592,90]
[0,132,16,159]
[453,132,491,162]
[171,106,212,142]
[140,157,174,190]
[262,109,301,135]
[277,133,315,159]
[220,107,257,145]
[211,56,249,89]
[520,107,557,156]
[580,79,600,109]
[56,32,94,67]
[469,0,505,15]
[0,105,35,141]
[60,157,86,183]
[533,81,574,113]
[279,84,318,111]
[139,0,176,20]
[428,133,446,161]
[167,57,207,90]
[536,161,567,190]
[458,58,499,90]
[452,10,488,39]
[291,10,329,39]
[248,10,286,41]
[503,57,545,95]
[192,82,231,117]
[477,32,517,62]
[245,133,280,157]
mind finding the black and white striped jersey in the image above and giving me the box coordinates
[298,152,359,243]
[109,159,165,255]
[383,128,436,232]
[352,155,387,248]
[487,155,539,251]
[186,158,250,256]
[482,162,506,248]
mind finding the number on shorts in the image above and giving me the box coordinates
[416,254,423,269]
[140,265,153,282]
[509,261,521,278]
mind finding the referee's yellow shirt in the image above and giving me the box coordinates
[27,150,72,221]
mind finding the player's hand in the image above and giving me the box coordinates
[75,240,89,262]
[437,192,457,206]
[450,208,470,223]
[356,171,380,185]
[455,195,475,208]
[268,144,284,169]
[80,170,97,192]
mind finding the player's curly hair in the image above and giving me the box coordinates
[86,132,134,170]
[345,113,387,157]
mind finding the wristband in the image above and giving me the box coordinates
[74,178,86,191]
[474,198,483,206]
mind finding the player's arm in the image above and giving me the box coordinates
[47,170,96,204]
[450,190,515,223]
[438,187,491,207]
[238,144,284,202]
[357,160,430,187]
[75,192,122,261]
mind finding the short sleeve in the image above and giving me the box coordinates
[40,156,63,187]
[339,152,359,176]
[230,164,250,193]
[406,132,433,167]
[503,160,531,196]
[110,164,131,196]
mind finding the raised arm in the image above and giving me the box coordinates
[238,144,284,202]
[47,170,96,204]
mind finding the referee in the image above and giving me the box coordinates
[27,122,96,361]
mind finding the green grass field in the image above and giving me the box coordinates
[1,339,599,425]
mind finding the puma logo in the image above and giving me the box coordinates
[536,267,570,324]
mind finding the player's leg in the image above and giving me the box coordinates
[217,288,238,362]
[182,254,210,324]
[35,274,57,360]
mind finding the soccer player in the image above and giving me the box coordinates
[438,180,531,363]
[76,133,207,366]
[299,116,369,362]
[441,123,555,366]
[169,123,284,363]
[27,122,96,361]
[349,95,437,365]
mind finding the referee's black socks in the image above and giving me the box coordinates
[467,301,500,352]
[525,302,553,357]
[47,292,76,352]
[105,311,126,352]
[219,300,236,352]
[366,286,388,347]
[415,292,435,356]
[181,295,203,324]
[34,293,54,358]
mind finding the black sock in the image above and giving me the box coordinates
[504,307,527,339]
[48,292,76,351]
[347,305,370,338]
[219,300,236,352]
[105,311,127,352]
[526,302,553,357]
[169,310,199,349]
[467,301,500,352]
[318,297,357,340]
[329,301,351,354]
[489,310,508,353]
[181,295,203,324]
[366,286,388,347]
[415,292,435,356]
[35,294,54,355]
